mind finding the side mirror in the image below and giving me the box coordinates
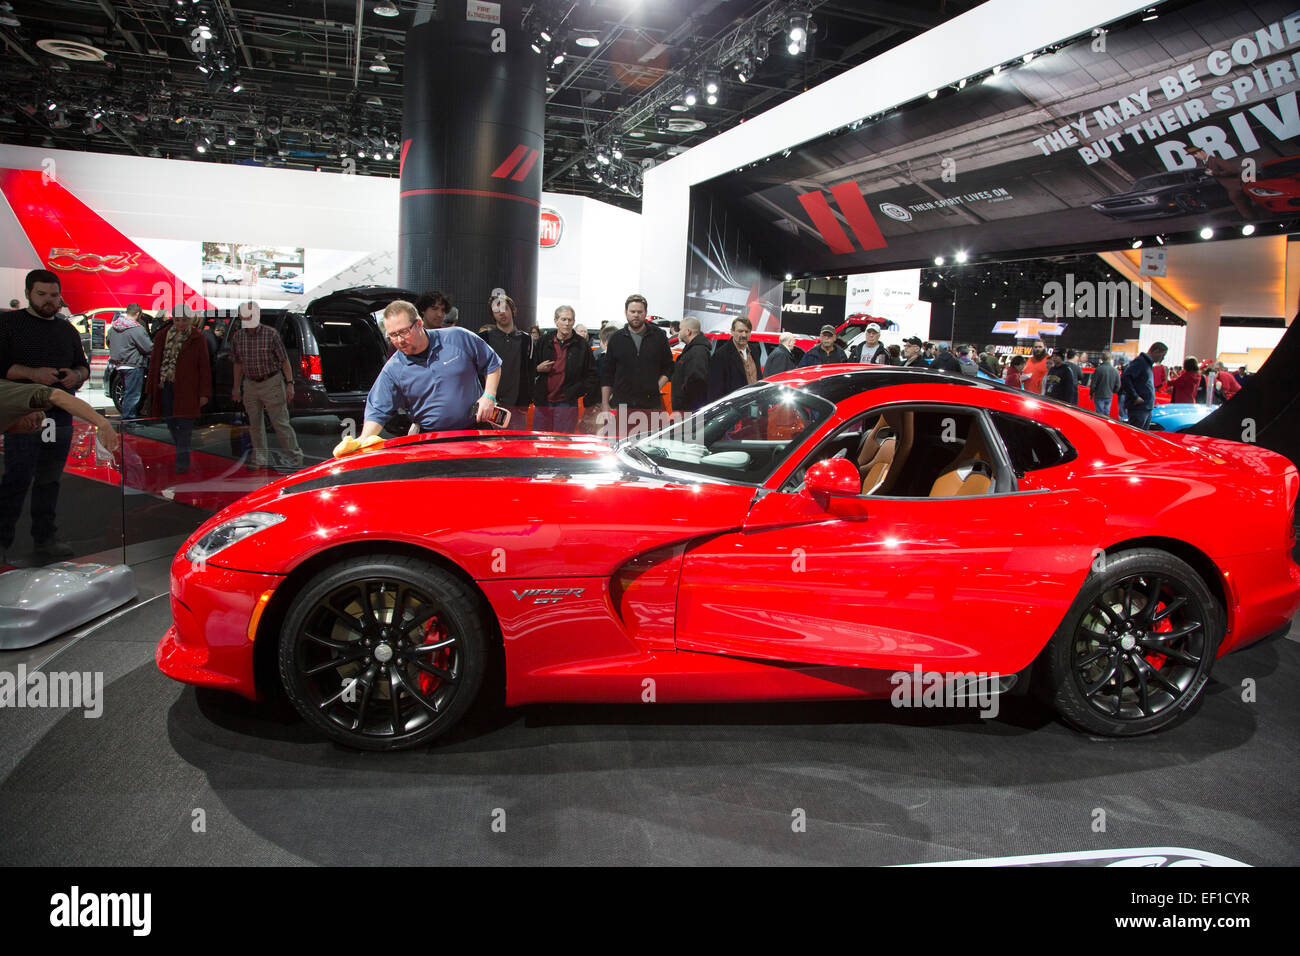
[804,457,861,497]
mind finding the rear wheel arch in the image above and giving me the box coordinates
[252,541,503,699]
[1096,536,1228,622]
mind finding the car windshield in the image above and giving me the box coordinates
[629,382,836,484]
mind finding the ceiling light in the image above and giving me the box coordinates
[788,13,808,42]
[552,53,565,66]
[365,94,383,106]
[1199,226,1214,239]
[0,2,20,27]
[575,34,600,48]
[611,141,623,160]
[927,90,938,99]
[683,87,697,107]
[958,77,967,89]
[539,28,552,43]
[1155,235,1165,245]
[226,129,236,145]
[669,102,688,112]
[197,23,212,40]
[374,1,399,16]
[1131,238,1142,248]
[1023,52,1036,63]
[704,71,719,95]
[230,76,243,92]
[1241,224,1256,236]
[784,273,793,281]
[369,53,390,73]
[955,250,968,263]
[385,149,394,160]
[991,64,1002,75]
[934,256,944,266]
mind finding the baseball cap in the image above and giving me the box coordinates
[819,324,836,335]
[903,335,923,346]
[865,322,882,332]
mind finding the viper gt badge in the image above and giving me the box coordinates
[512,587,586,605]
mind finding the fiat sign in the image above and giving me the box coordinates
[540,207,564,248]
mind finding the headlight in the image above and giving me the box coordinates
[1138,196,1160,204]
[186,512,285,563]
[1247,187,1282,197]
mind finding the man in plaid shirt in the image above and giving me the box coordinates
[228,301,304,471]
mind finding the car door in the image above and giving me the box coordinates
[674,405,1104,676]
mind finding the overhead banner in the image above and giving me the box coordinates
[693,0,1300,275]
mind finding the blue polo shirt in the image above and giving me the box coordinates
[364,326,502,431]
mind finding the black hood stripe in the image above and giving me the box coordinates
[282,456,627,494]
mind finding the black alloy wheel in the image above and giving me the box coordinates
[278,555,487,750]
[1038,548,1222,736]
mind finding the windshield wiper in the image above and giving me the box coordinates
[620,443,664,475]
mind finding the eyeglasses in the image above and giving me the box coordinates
[387,321,420,342]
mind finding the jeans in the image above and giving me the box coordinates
[121,366,144,419]
[160,382,195,469]
[1093,396,1112,418]
[0,408,73,547]
[1127,403,1152,430]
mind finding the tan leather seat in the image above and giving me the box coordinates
[929,424,994,497]
[858,411,914,495]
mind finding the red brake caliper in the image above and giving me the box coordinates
[417,616,451,695]
[1145,601,1170,669]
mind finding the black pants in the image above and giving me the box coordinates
[0,408,74,547]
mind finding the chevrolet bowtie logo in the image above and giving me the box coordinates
[992,318,1067,337]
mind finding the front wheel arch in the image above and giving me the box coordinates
[252,540,503,701]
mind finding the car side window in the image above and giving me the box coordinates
[988,411,1075,474]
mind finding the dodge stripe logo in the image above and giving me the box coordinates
[796,181,888,254]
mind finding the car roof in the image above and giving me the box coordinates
[779,364,1036,404]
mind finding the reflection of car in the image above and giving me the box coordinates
[1244,155,1300,212]
[66,307,125,351]
[109,286,408,416]
[157,367,1300,750]
[202,262,246,284]
[281,278,305,294]
[1090,171,1231,220]
[265,267,302,280]
[1147,403,1216,433]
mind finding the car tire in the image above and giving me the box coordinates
[215,275,226,284]
[1036,548,1222,737]
[109,369,125,414]
[278,554,488,751]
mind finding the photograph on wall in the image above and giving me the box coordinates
[684,187,785,332]
[201,241,306,297]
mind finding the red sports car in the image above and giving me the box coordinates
[158,366,1300,750]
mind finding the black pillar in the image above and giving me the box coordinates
[399,1,543,329]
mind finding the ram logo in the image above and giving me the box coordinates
[512,587,585,605]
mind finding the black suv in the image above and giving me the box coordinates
[110,286,412,417]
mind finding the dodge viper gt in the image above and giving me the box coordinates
[157,367,1300,750]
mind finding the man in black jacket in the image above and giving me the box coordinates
[800,325,848,366]
[900,336,930,368]
[671,316,710,413]
[928,342,963,374]
[707,317,762,402]
[478,292,535,426]
[532,305,596,433]
[855,323,892,365]
[601,294,672,434]
[764,333,798,377]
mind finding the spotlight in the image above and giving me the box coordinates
[226,129,236,146]
[784,273,793,281]
[1199,226,1214,239]
[385,149,394,160]
[1241,224,1256,236]
[931,280,938,287]
[991,64,1002,75]
[1131,238,1143,248]
[1155,235,1165,245]
[374,1,399,16]
[369,53,390,73]
[1023,52,1036,63]
[955,250,968,263]
[669,103,689,112]
[958,78,967,89]
[934,256,944,266]
[575,34,600,48]
[752,35,768,64]
[927,90,937,99]
[683,87,697,107]
[530,40,542,54]
[230,75,243,92]
[611,140,623,160]
[552,53,565,66]
[704,70,719,95]
[788,12,808,42]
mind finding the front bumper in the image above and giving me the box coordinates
[156,559,285,700]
